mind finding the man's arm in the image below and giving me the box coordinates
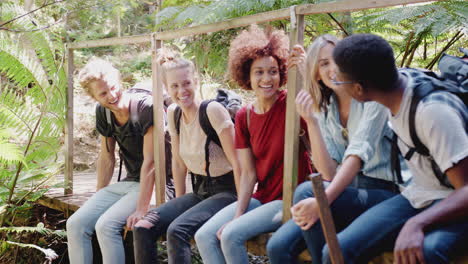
[394,157,468,264]
[127,126,155,229]
[96,136,116,190]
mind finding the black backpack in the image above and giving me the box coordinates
[173,88,242,178]
[391,51,468,188]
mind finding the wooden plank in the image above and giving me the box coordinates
[151,35,166,206]
[282,9,305,223]
[310,173,344,264]
[68,34,151,49]
[64,47,74,195]
[296,0,436,15]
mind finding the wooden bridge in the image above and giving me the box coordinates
[39,0,468,263]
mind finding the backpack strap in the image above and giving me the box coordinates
[104,107,123,182]
[390,133,404,185]
[174,106,182,135]
[199,100,221,147]
[407,83,453,188]
[199,100,222,179]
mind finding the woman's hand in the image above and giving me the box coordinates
[296,90,317,124]
[288,44,307,77]
[291,197,320,230]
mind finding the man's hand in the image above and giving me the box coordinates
[126,210,147,230]
[291,197,320,230]
[394,219,426,264]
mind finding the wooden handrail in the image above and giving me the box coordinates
[66,0,436,49]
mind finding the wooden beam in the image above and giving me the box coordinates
[151,35,166,206]
[68,34,151,49]
[310,173,344,264]
[154,8,290,40]
[282,7,305,222]
[296,0,437,15]
[66,0,434,49]
[64,47,74,195]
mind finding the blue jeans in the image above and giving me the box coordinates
[324,194,468,264]
[267,179,396,264]
[195,199,283,264]
[133,191,237,264]
[66,181,140,264]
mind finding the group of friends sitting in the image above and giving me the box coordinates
[66,25,468,264]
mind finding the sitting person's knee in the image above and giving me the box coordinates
[293,181,314,204]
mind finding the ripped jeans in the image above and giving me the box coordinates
[195,199,284,264]
[132,191,236,264]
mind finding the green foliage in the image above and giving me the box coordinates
[0,222,66,238]
[354,0,467,67]
[0,2,66,225]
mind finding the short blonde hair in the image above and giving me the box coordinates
[305,34,339,112]
[78,58,121,97]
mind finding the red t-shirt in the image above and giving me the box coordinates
[235,90,312,204]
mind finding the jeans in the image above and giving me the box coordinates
[66,181,140,264]
[268,178,396,264]
[324,194,468,264]
[133,191,236,264]
[195,198,284,264]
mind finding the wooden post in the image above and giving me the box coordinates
[282,6,305,222]
[64,46,74,195]
[310,173,344,264]
[151,34,166,206]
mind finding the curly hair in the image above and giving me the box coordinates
[333,34,398,92]
[228,24,289,90]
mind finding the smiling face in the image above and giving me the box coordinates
[316,43,338,91]
[250,56,281,100]
[89,78,123,111]
[165,67,198,109]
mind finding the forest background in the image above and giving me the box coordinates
[0,0,466,263]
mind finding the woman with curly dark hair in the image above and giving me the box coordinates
[194,25,313,264]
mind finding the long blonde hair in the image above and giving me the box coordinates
[305,34,339,113]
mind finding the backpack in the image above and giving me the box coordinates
[173,88,242,178]
[103,81,175,199]
[391,51,468,189]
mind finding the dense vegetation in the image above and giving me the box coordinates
[0,0,466,262]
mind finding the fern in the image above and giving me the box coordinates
[4,241,59,261]
[0,3,66,222]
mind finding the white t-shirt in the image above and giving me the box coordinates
[390,70,468,208]
[167,102,233,177]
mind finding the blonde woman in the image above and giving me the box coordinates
[132,49,239,264]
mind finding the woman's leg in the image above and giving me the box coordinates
[166,192,237,264]
[221,200,284,264]
[267,219,305,264]
[66,182,137,264]
[95,182,140,264]
[194,199,261,264]
[133,193,202,264]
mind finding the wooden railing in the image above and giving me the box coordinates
[65,0,437,220]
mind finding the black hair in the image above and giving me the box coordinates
[332,34,399,92]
